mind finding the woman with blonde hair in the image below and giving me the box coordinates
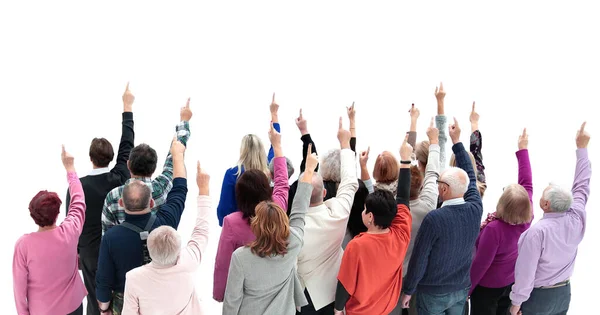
[468,129,534,315]
[222,145,319,315]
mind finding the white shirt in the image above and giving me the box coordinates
[89,167,110,176]
[441,197,466,207]
[297,149,358,310]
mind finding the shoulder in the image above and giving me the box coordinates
[125,265,145,280]
[14,234,30,251]
[224,212,244,225]
[232,246,251,262]
[106,184,125,199]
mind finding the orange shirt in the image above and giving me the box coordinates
[337,204,412,315]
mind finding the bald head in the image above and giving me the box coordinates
[439,167,469,200]
[122,180,152,212]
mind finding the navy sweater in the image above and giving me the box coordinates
[95,178,188,302]
[402,142,483,295]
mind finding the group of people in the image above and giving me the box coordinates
[12,82,591,315]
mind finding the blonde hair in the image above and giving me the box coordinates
[236,134,269,177]
[496,184,532,224]
[147,226,182,266]
[249,201,290,257]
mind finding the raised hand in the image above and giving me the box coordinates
[576,121,590,149]
[296,108,308,135]
[305,144,319,172]
[400,134,413,162]
[347,102,356,121]
[61,145,75,172]
[360,146,370,167]
[123,82,135,111]
[180,98,193,122]
[518,128,528,150]
[470,101,479,132]
[268,122,283,157]
[435,82,446,115]
[170,137,186,156]
[409,103,420,120]
[337,117,352,149]
[196,161,210,196]
[449,117,461,144]
[426,117,440,144]
[270,93,280,123]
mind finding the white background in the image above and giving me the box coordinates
[0,1,597,314]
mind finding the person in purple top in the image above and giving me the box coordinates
[509,122,592,315]
[468,128,534,315]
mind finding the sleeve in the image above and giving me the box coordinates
[64,189,71,216]
[452,143,483,210]
[271,157,290,211]
[151,121,191,206]
[300,134,319,173]
[394,168,412,243]
[287,180,298,215]
[569,148,591,223]
[330,149,359,217]
[267,122,281,163]
[470,130,486,184]
[288,182,313,245]
[403,215,436,295]
[222,253,245,315]
[184,196,211,268]
[396,168,411,207]
[418,144,441,210]
[62,172,86,238]
[435,115,448,171]
[122,273,140,315]
[101,189,120,233]
[363,178,374,194]
[509,230,543,306]
[469,228,500,296]
[217,168,238,227]
[213,218,237,302]
[156,178,188,229]
[96,235,115,303]
[516,149,534,222]
[334,280,351,311]
[407,131,417,149]
[350,137,357,153]
[12,240,29,315]
[337,241,359,296]
[110,112,135,182]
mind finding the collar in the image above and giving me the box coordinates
[124,212,152,224]
[125,177,153,185]
[89,167,110,176]
[543,212,568,219]
[441,197,466,207]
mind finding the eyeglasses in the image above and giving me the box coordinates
[436,180,449,186]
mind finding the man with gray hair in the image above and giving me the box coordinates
[297,117,359,314]
[401,118,483,314]
[509,122,592,315]
[122,161,211,314]
[96,139,188,315]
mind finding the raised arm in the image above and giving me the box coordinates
[185,161,211,267]
[156,140,188,229]
[394,135,412,241]
[435,82,448,170]
[152,99,192,204]
[269,122,290,210]
[267,93,280,163]
[61,146,86,237]
[13,239,29,315]
[111,82,135,182]
[469,102,486,184]
[571,122,592,221]
[332,118,359,215]
[449,118,481,206]
[517,129,534,224]
[296,108,319,173]
[419,118,441,209]
[289,145,317,243]
[359,147,374,193]
[408,103,419,148]
[348,102,356,139]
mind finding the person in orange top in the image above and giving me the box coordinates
[334,135,413,315]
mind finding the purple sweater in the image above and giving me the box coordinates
[212,156,289,302]
[469,149,533,294]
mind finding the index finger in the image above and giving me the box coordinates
[580,121,587,132]
[522,128,527,136]
[430,117,434,128]
[339,117,343,129]
[197,160,201,172]
[125,82,130,91]
[299,108,303,119]
[472,101,476,112]
[272,92,276,104]
[453,117,459,126]
[186,97,190,108]
[62,144,66,153]
[366,146,370,154]
[307,143,312,155]
[403,133,409,143]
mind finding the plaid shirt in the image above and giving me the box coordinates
[101,121,190,233]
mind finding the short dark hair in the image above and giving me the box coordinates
[129,144,158,177]
[89,138,114,167]
[122,181,152,211]
[29,191,61,227]
[236,169,272,222]
[365,190,397,229]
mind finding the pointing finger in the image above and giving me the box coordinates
[272,92,275,104]
[186,97,190,108]
[339,117,343,129]
[472,101,475,112]
[580,121,587,132]
[125,82,130,91]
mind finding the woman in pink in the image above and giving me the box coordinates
[13,146,87,315]
[213,123,289,302]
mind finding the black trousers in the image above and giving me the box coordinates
[67,303,83,315]
[469,284,512,315]
[80,244,101,315]
[297,289,335,315]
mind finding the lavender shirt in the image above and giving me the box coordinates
[510,148,591,306]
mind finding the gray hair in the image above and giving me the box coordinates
[147,225,182,266]
[269,157,295,179]
[543,184,573,213]
[122,180,152,212]
[320,149,341,182]
[299,172,324,205]
[441,167,469,196]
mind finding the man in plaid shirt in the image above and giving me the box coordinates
[101,99,192,233]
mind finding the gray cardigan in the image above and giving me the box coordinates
[222,182,313,315]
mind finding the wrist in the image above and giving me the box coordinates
[273,147,284,157]
[429,139,439,145]
[471,123,479,131]
[340,141,351,149]
[65,166,76,173]
[271,113,279,123]
[198,188,209,196]
[299,129,309,136]
[123,106,133,112]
